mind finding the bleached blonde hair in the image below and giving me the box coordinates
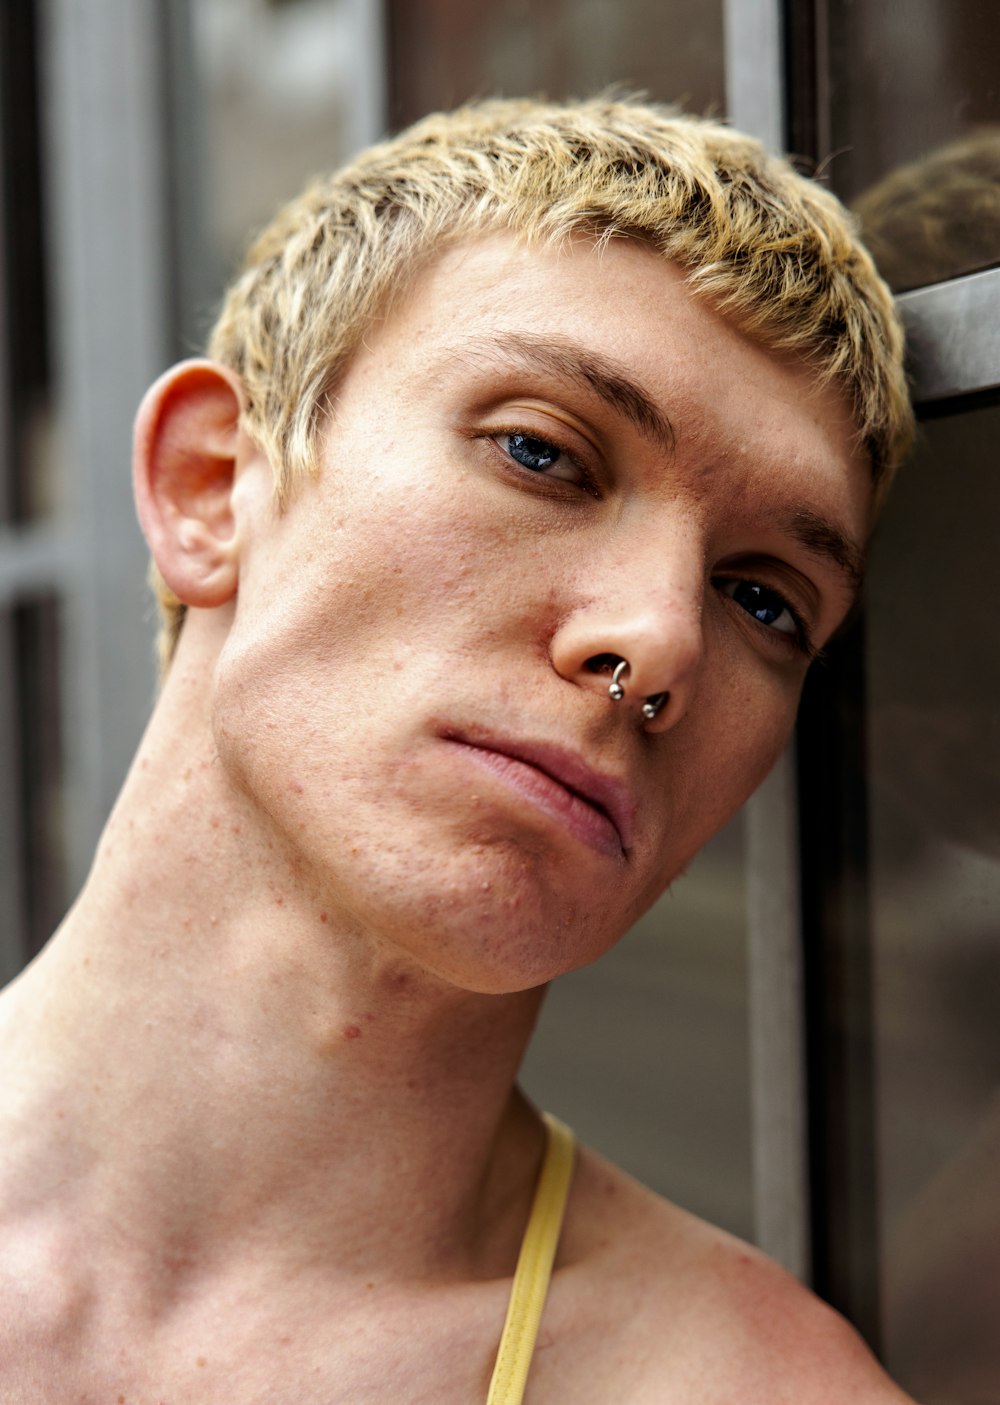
[154,95,912,666]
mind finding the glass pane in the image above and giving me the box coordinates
[0,608,28,979]
[827,0,1000,290]
[867,403,1000,1401]
[389,0,726,128]
[0,595,65,975]
[180,0,371,353]
[0,1,53,523]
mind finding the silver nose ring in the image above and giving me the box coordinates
[641,693,668,721]
[606,659,668,723]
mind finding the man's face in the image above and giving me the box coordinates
[215,234,870,992]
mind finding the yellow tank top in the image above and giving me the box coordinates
[486,1113,576,1405]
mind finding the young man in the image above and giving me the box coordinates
[0,99,916,1401]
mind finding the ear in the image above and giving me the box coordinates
[133,359,246,609]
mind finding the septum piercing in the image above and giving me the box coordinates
[608,659,629,702]
[641,693,668,721]
[606,659,668,722]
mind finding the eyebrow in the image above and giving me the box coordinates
[452,331,676,457]
[783,507,866,592]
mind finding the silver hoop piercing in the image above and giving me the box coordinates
[641,693,669,722]
[608,659,629,702]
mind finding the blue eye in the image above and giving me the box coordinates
[504,433,562,472]
[494,431,589,488]
[720,579,800,639]
[488,427,598,500]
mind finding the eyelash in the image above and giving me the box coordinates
[488,427,819,661]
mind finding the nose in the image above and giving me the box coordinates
[550,557,704,734]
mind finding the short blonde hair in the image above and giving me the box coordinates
[154,95,913,667]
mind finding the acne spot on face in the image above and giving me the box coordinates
[319,911,328,923]
[343,1024,362,1041]
[287,779,304,795]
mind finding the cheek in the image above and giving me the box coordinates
[639,668,803,904]
[206,470,527,828]
[709,666,802,822]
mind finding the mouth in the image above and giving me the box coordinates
[439,729,633,859]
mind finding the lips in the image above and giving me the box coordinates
[440,729,634,857]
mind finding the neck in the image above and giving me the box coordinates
[0,630,548,1298]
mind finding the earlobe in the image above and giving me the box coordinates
[133,358,245,609]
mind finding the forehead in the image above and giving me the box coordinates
[344,232,871,545]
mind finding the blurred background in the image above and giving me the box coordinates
[1,2,998,1400]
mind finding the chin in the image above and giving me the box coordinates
[350,841,633,996]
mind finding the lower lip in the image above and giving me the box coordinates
[445,740,624,860]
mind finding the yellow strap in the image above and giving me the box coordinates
[486,1113,576,1405]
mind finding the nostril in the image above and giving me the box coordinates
[585,653,623,677]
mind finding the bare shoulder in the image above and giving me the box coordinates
[541,1144,917,1405]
